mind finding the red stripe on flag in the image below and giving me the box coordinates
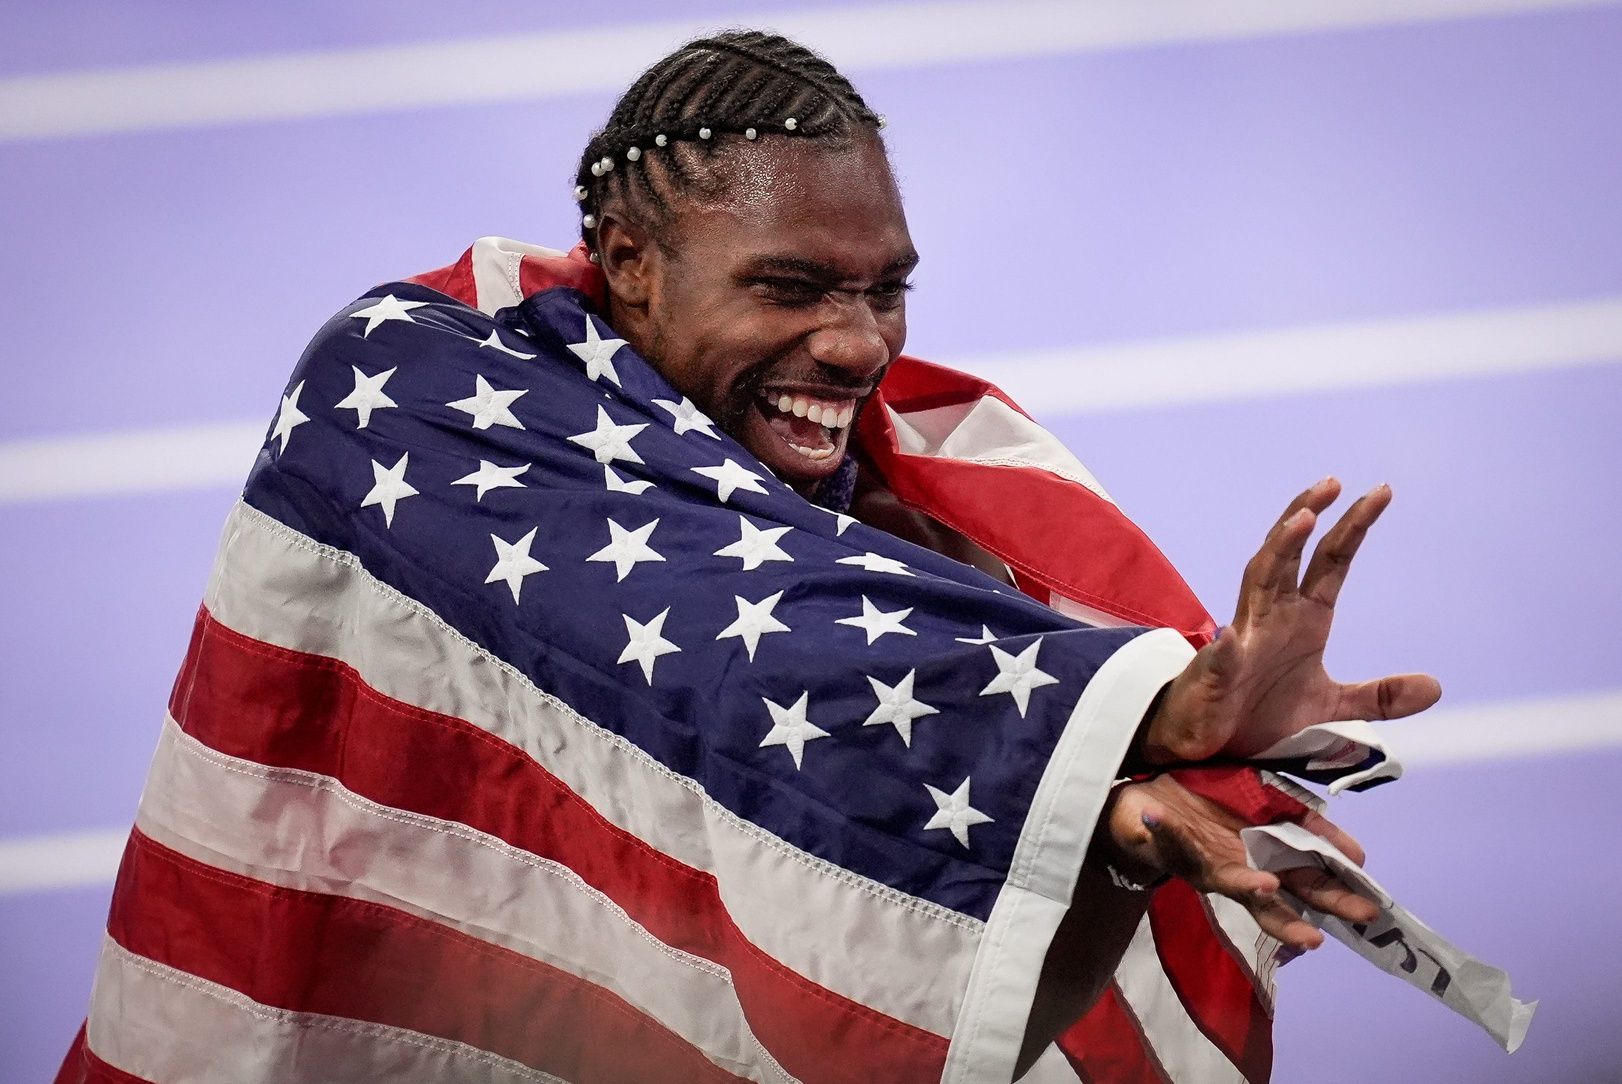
[403,246,477,307]
[167,607,949,1084]
[1057,983,1171,1084]
[856,366,1216,642]
[109,828,749,1084]
[518,243,608,309]
[1149,881,1273,1083]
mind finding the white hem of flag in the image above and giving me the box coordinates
[941,627,1194,1082]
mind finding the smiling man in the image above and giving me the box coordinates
[59,29,1441,1084]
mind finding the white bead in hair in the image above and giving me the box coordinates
[590,161,603,177]
[698,126,711,140]
[600,156,614,172]
[574,185,588,201]
[745,127,757,140]
[589,252,601,264]
[784,117,798,131]
[655,133,667,147]
[626,146,641,162]
[582,214,597,229]
[877,114,887,129]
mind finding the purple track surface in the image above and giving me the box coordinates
[3,4,1619,1081]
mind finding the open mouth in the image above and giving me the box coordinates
[754,388,859,464]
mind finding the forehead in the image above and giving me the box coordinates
[672,134,914,275]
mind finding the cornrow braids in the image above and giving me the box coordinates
[572,30,885,258]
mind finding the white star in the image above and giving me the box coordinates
[603,465,655,495]
[837,552,913,576]
[566,317,628,385]
[567,405,647,466]
[830,511,858,536]
[653,396,720,439]
[836,595,917,645]
[447,374,527,430]
[862,670,940,747]
[758,692,829,770]
[692,459,768,504]
[587,517,665,581]
[477,329,537,359]
[269,380,310,454]
[923,777,994,849]
[955,625,998,646]
[452,459,529,501]
[485,527,548,603]
[713,517,794,571]
[333,366,398,429]
[979,638,1060,717]
[360,451,418,527]
[349,294,426,337]
[716,591,791,661]
[618,607,681,684]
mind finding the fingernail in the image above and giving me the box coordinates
[1141,810,1160,829]
[1212,625,1224,641]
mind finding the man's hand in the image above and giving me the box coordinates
[1143,478,1442,763]
[1104,775,1379,949]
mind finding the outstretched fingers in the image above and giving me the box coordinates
[1299,483,1392,607]
[1337,671,1443,721]
[1236,479,1340,624]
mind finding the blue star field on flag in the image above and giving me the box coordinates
[244,282,1147,919]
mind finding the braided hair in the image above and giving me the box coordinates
[573,30,884,255]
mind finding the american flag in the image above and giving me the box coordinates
[58,237,1301,1084]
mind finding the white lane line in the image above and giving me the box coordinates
[965,294,1622,415]
[3,0,1616,141]
[4,294,1619,505]
[1393,688,1622,767]
[5,689,1617,897]
[0,420,265,504]
[0,826,127,895]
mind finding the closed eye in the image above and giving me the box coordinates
[750,277,824,306]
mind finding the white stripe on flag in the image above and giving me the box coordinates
[1114,919,1245,1084]
[201,499,977,1038]
[4,295,1618,505]
[3,0,1613,141]
[134,716,792,1083]
[86,936,566,1084]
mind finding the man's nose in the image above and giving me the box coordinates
[805,296,891,377]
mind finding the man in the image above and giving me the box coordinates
[58,29,1438,1084]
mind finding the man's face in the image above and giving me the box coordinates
[631,134,916,492]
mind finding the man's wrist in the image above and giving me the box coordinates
[1120,680,1172,776]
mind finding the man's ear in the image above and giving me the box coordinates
[596,211,659,314]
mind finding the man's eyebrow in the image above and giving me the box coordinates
[741,251,920,282]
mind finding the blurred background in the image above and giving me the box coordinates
[3,1,1619,1080]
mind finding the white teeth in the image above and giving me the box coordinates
[787,441,837,461]
[763,392,856,430]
